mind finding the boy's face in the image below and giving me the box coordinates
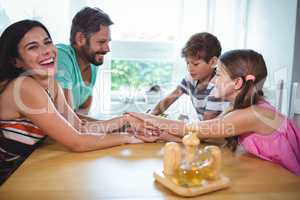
[185,56,215,81]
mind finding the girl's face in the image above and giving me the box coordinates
[15,27,57,80]
[213,61,240,101]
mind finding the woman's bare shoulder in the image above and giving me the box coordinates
[8,77,52,112]
[0,77,46,119]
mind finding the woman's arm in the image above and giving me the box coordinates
[81,116,129,133]
[14,77,141,152]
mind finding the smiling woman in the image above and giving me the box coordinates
[0,19,148,185]
[15,27,57,79]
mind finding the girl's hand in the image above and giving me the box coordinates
[125,112,184,136]
[124,134,144,144]
[125,112,163,131]
[134,130,182,143]
[135,131,160,143]
[158,132,182,142]
[123,113,159,133]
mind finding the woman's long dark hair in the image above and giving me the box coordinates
[219,49,268,151]
[0,20,51,95]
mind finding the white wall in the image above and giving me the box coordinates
[245,0,298,114]
[292,0,300,83]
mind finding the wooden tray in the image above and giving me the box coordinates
[153,171,231,197]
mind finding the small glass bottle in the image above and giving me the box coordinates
[172,132,218,187]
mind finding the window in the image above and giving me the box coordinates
[0,0,249,118]
[87,0,248,117]
[87,0,211,116]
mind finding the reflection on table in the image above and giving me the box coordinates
[1,139,300,200]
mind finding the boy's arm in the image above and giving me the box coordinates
[202,110,221,120]
[202,88,229,120]
[151,87,183,115]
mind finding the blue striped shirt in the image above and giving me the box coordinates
[178,75,229,120]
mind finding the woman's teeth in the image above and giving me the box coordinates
[40,58,54,65]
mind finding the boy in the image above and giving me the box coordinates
[151,32,227,120]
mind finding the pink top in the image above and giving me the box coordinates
[239,100,300,176]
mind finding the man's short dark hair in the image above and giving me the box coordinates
[70,7,113,44]
[181,32,222,63]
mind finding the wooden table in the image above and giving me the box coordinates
[1,139,300,200]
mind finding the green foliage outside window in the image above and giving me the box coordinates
[111,60,173,91]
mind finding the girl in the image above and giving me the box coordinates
[0,19,143,157]
[126,49,300,176]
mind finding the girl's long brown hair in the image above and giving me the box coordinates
[219,49,268,151]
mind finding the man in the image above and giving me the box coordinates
[56,7,113,117]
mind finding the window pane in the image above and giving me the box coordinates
[87,0,181,41]
[111,60,173,91]
[0,0,70,42]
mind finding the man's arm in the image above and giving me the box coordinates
[63,88,75,110]
[77,95,92,115]
[62,88,98,121]
[79,95,92,110]
[62,88,90,113]
[151,87,183,115]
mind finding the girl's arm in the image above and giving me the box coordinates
[186,106,284,138]
[15,77,141,152]
[127,107,283,139]
[185,109,256,138]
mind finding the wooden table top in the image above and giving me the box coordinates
[1,139,300,200]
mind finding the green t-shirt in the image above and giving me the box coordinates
[55,44,97,110]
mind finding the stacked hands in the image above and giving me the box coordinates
[123,112,183,143]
